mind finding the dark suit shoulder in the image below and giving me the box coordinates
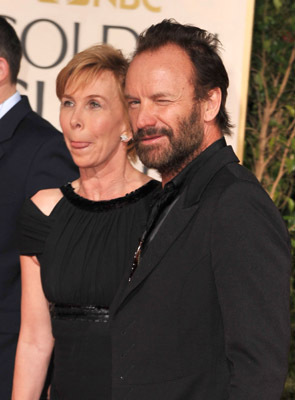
[207,161,290,247]
[184,146,261,207]
[209,158,259,187]
[207,162,282,214]
[18,109,62,139]
[1,95,62,143]
[202,159,270,206]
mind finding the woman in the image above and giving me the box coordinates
[12,44,160,399]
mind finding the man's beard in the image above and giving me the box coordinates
[133,104,204,177]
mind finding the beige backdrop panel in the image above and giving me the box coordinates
[1,0,255,164]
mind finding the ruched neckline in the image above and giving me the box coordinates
[60,180,159,212]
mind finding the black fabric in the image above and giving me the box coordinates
[18,179,160,400]
[110,143,291,400]
[0,95,78,400]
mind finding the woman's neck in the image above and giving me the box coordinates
[73,160,150,201]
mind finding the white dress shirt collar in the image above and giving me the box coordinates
[0,91,22,119]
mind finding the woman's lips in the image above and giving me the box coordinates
[70,141,91,149]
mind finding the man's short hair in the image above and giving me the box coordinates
[0,16,22,84]
[133,19,232,135]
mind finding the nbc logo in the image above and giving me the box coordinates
[38,0,161,11]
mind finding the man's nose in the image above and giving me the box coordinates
[136,105,157,130]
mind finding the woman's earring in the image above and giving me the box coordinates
[120,134,129,142]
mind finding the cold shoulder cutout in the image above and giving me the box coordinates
[31,187,63,216]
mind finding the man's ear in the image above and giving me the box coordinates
[203,88,222,123]
[0,57,10,83]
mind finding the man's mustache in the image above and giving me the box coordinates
[133,127,173,143]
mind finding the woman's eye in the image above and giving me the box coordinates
[89,101,101,109]
[62,100,74,107]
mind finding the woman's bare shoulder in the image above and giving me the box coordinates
[31,188,63,216]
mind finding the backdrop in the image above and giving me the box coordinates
[1,0,255,162]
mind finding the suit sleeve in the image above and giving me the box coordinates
[25,132,79,198]
[211,181,291,400]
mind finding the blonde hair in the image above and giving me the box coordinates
[56,44,136,159]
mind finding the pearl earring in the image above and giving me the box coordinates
[120,134,129,142]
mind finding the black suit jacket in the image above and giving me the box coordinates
[0,96,78,397]
[110,143,291,400]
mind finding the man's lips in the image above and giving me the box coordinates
[70,141,91,149]
[138,134,166,144]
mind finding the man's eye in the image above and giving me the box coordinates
[156,99,171,104]
[128,100,140,108]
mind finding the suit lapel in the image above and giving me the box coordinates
[0,145,4,160]
[0,96,31,142]
[111,194,199,314]
[0,96,31,161]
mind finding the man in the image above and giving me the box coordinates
[110,20,291,399]
[0,16,78,399]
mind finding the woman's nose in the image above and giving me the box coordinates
[70,109,83,129]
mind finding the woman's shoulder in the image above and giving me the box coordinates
[18,188,63,256]
[31,187,64,217]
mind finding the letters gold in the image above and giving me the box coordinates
[68,0,89,4]
[143,0,160,12]
[38,0,161,11]
[120,0,139,10]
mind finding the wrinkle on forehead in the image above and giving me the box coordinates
[125,44,195,101]
[130,43,194,76]
[65,70,116,97]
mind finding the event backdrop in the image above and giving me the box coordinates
[1,0,255,162]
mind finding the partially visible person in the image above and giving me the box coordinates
[0,16,78,399]
[108,19,291,399]
[12,43,160,400]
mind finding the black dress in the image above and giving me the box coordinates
[18,180,160,400]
